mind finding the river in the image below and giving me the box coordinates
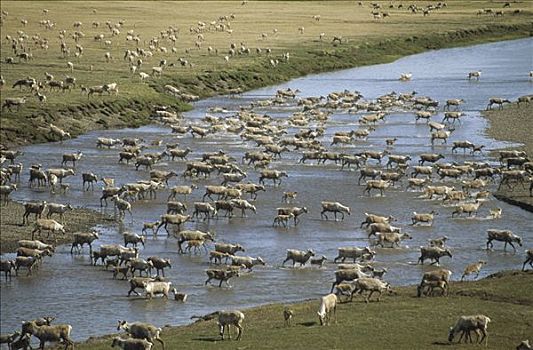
[1,37,532,340]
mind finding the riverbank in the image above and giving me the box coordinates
[0,200,112,253]
[75,270,533,350]
[1,1,532,147]
[483,102,533,211]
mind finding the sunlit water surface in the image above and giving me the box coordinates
[1,38,532,340]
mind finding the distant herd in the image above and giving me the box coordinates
[1,0,532,348]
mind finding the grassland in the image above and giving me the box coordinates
[1,1,532,146]
[76,270,533,350]
[0,200,112,253]
[483,102,533,211]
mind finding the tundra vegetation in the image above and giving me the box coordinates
[0,1,532,349]
[0,1,531,146]
[73,271,532,350]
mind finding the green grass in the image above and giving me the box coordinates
[77,270,533,350]
[0,1,531,146]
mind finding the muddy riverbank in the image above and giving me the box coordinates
[484,103,533,157]
[0,200,112,253]
[483,102,533,211]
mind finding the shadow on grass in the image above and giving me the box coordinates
[432,341,453,346]
[193,336,221,342]
[298,321,317,327]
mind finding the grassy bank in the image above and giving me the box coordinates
[76,270,533,350]
[0,200,112,253]
[1,1,532,146]
[483,102,533,211]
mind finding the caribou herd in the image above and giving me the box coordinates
[1,82,531,346]
[0,2,532,347]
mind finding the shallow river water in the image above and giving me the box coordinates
[1,38,532,340]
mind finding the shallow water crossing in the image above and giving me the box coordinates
[1,38,532,340]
